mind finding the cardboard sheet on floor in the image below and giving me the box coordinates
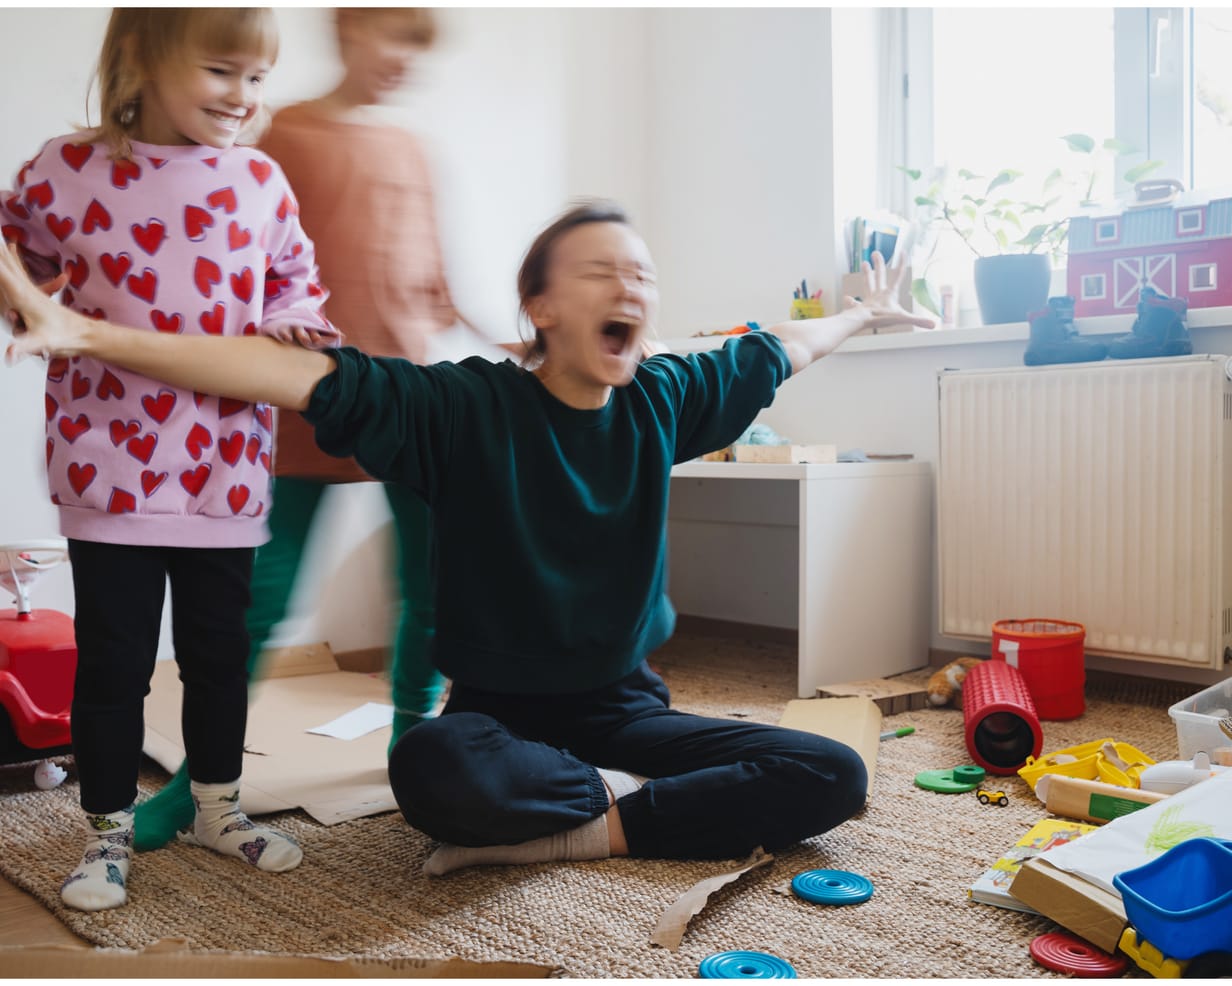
[142,643,398,825]
[777,696,882,797]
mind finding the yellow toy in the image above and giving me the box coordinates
[927,657,982,708]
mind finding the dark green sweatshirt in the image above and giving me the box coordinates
[303,331,791,694]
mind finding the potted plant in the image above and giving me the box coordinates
[903,136,1162,325]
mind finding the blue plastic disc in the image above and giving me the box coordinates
[790,868,875,905]
[699,950,798,979]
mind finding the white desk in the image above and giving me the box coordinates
[668,460,933,697]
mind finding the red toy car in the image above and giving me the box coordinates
[0,541,75,787]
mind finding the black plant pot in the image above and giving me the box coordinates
[973,254,1052,325]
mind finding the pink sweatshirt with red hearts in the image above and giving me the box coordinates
[1,134,338,548]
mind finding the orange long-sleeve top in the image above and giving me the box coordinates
[259,102,456,481]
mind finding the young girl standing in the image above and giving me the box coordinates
[0,8,336,910]
[1,202,932,877]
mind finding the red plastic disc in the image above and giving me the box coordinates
[1029,932,1128,977]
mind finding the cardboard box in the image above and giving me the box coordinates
[815,677,930,715]
[1009,856,1127,953]
[778,696,882,797]
[732,443,837,464]
[0,940,552,978]
[143,643,398,824]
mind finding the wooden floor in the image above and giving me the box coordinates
[0,871,85,948]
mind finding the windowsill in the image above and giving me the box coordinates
[663,305,1232,355]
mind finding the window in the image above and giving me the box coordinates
[1082,273,1107,300]
[1190,263,1217,291]
[1176,208,1204,235]
[1095,219,1121,244]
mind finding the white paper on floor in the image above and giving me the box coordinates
[307,702,394,741]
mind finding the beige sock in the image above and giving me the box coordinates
[60,806,134,912]
[424,814,610,877]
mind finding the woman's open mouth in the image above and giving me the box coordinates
[600,320,633,355]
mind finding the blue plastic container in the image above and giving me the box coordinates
[1112,838,1232,961]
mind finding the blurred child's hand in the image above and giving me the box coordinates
[0,243,80,364]
[265,322,343,349]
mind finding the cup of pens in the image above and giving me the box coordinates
[791,279,823,320]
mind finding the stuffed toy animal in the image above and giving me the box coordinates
[927,657,982,708]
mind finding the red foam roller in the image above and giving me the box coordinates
[963,659,1043,775]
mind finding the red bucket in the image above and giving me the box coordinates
[991,619,1086,721]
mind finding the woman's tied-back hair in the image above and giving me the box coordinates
[516,200,630,365]
[336,8,439,48]
[85,7,280,161]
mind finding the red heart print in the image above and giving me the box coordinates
[203,157,219,169]
[127,268,157,304]
[226,484,250,514]
[67,462,97,496]
[254,404,272,431]
[46,439,54,467]
[131,219,166,255]
[60,143,93,172]
[275,194,296,222]
[141,470,168,497]
[65,255,88,289]
[180,464,211,497]
[126,433,157,464]
[23,180,53,210]
[248,159,273,186]
[61,288,75,306]
[194,256,222,298]
[108,419,140,446]
[149,157,166,169]
[206,187,238,213]
[142,389,176,424]
[218,397,247,418]
[259,451,271,472]
[1,224,28,245]
[100,252,132,286]
[219,430,244,466]
[106,487,137,514]
[242,321,257,336]
[45,213,74,242]
[193,392,205,409]
[4,193,30,220]
[47,357,68,382]
[290,242,303,258]
[150,310,182,334]
[184,205,214,241]
[264,277,290,299]
[185,422,213,460]
[199,302,226,335]
[307,282,324,297]
[44,394,58,421]
[111,159,141,189]
[230,267,254,303]
[245,434,261,464]
[227,221,251,251]
[96,370,125,400]
[71,370,90,400]
[82,199,112,234]
[57,414,90,442]
[82,308,107,321]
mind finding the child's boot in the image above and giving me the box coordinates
[1107,286,1192,359]
[1024,296,1108,366]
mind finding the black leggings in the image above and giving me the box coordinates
[68,539,254,814]
[389,661,867,859]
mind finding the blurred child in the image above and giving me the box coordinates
[132,6,461,851]
[0,8,337,909]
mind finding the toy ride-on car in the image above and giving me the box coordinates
[0,540,75,788]
[976,788,1009,807]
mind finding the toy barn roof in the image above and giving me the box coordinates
[1069,188,1232,253]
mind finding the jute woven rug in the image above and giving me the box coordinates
[0,633,1191,978]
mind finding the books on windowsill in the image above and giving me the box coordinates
[968,818,1098,913]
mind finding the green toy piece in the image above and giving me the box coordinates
[914,765,986,793]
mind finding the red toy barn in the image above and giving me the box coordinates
[1067,190,1232,318]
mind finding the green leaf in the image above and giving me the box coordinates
[915,195,937,207]
[1062,133,1096,154]
[898,166,922,181]
[994,228,1010,249]
[1043,168,1065,190]
[911,277,941,317]
[1102,137,1137,155]
[986,170,1021,194]
[961,204,978,221]
[957,168,981,181]
[1123,160,1166,183]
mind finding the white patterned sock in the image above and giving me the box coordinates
[424,815,610,877]
[60,806,133,912]
[597,767,646,802]
[189,780,302,872]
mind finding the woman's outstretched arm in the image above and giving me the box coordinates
[0,242,334,411]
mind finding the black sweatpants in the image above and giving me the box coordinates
[68,539,254,814]
[389,661,867,859]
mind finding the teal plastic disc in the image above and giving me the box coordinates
[790,869,874,905]
[699,951,797,979]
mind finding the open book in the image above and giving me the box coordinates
[968,818,1097,912]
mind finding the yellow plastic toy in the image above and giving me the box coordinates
[1017,738,1156,792]
[1118,927,1187,979]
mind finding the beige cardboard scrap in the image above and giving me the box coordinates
[0,938,553,978]
[142,644,398,825]
[650,847,775,950]
[1008,856,1127,954]
[815,677,931,716]
[777,696,882,797]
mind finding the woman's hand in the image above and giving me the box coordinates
[842,251,935,333]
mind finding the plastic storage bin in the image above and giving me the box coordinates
[1168,677,1232,761]
[1113,837,1232,961]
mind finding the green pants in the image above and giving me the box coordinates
[248,476,444,717]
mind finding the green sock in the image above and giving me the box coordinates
[133,764,195,853]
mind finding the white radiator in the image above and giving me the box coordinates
[937,355,1232,669]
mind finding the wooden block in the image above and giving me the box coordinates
[732,443,837,464]
[815,677,931,716]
